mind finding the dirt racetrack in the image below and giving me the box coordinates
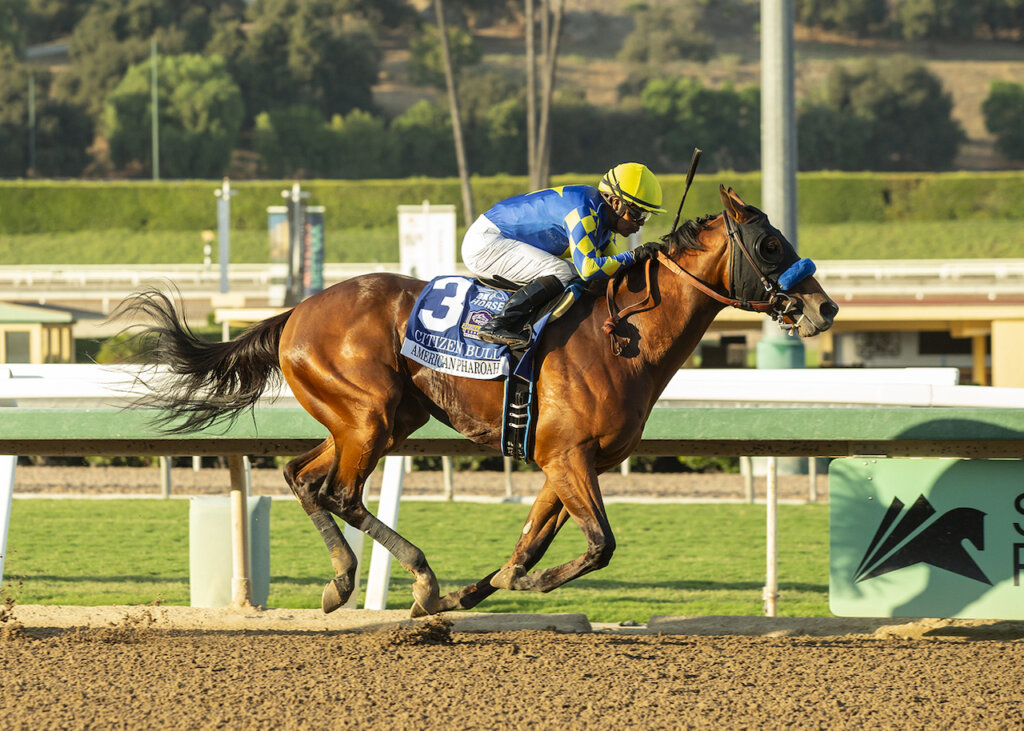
[4,604,1024,729]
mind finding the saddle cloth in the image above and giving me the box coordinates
[401,276,583,461]
[400,275,580,381]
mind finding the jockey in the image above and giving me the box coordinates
[462,162,666,349]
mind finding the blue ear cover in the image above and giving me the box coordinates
[778,258,816,291]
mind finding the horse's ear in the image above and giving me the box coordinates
[719,185,757,223]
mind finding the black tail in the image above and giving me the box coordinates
[112,288,292,433]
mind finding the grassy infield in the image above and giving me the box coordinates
[3,498,829,622]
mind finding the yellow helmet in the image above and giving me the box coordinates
[599,162,667,214]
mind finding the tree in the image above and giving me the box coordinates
[526,0,564,189]
[640,76,761,173]
[24,0,92,45]
[0,0,27,56]
[821,59,964,170]
[797,105,873,170]
[458,71,524,176]
[407,24,481,88]
[796,0,887,37]
[433,0,474,225]
[983,80,1024,162]
[104,53,244,178]
[977,0,1024,38]
[618,1,714,64]
[253,105,334,177]
[234,0,381,126]
[53,0,246,119]
[390,100,456,176]
[0,48,93,177]
[896,0,978,41]
[327,109,397,178]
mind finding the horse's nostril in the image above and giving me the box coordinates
[821,301,840,321]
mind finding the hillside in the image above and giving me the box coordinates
[374,1,1024,172]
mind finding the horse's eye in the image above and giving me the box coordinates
[757,238,783,264]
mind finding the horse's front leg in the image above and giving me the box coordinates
[283,439,360,613]
[491,452,615,593]
[413,482,570,617]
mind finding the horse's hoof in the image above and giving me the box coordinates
[321,575,353,614]
[490,564,526,591]
[411,577,441,616]
[410,591,461,618]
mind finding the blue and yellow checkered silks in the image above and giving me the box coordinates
[482,185,636,282]
[564,205,635,280]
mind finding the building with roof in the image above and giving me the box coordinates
[0,302,76,363]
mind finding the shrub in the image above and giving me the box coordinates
[983,80,1024,162]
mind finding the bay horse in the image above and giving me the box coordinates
[120,185,838,617]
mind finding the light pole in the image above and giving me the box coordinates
[758,0,804,370]
[214,178,237,294]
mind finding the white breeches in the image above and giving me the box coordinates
[461,215,576,285]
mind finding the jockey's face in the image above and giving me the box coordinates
[608,196,643,236]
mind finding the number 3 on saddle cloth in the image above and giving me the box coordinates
[400,276,583,462]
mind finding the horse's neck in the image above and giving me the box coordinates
[631,247,728,386]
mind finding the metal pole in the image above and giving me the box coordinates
[503,456,513,499]
[228,454,253,608]
[764,456,779,617]
[741,455,755,503]
[809,457,818,502]
[0,455,15,585]
[214,178,235,294]
[365,455,405,610]
[442,456,453,501]
[761,0,797,248]
[27,74,35,174]
[159,456,171,499]
[150,40,159,181]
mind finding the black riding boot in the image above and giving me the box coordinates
[477,275,565,348]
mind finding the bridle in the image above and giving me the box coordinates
[602,211,807,355]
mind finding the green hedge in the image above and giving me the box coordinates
[1,171,1022,236]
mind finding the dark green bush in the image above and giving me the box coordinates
[983,80,1024,162]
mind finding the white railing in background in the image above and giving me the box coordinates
[3,259,1024,301]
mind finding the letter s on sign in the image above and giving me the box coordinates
[1015,493,1024,538]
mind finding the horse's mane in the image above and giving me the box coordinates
[632,213,715,263]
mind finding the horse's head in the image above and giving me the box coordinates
[649,186,837,338]
[716,185,837,336]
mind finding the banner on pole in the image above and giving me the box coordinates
[398,201,456,281]
[304,206,325,297]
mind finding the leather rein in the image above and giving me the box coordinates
[601,212,797,356]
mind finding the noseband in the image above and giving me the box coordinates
[602,211,816,355]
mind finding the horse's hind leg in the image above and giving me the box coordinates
[417,482,570,616]
[283,438,359,613]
